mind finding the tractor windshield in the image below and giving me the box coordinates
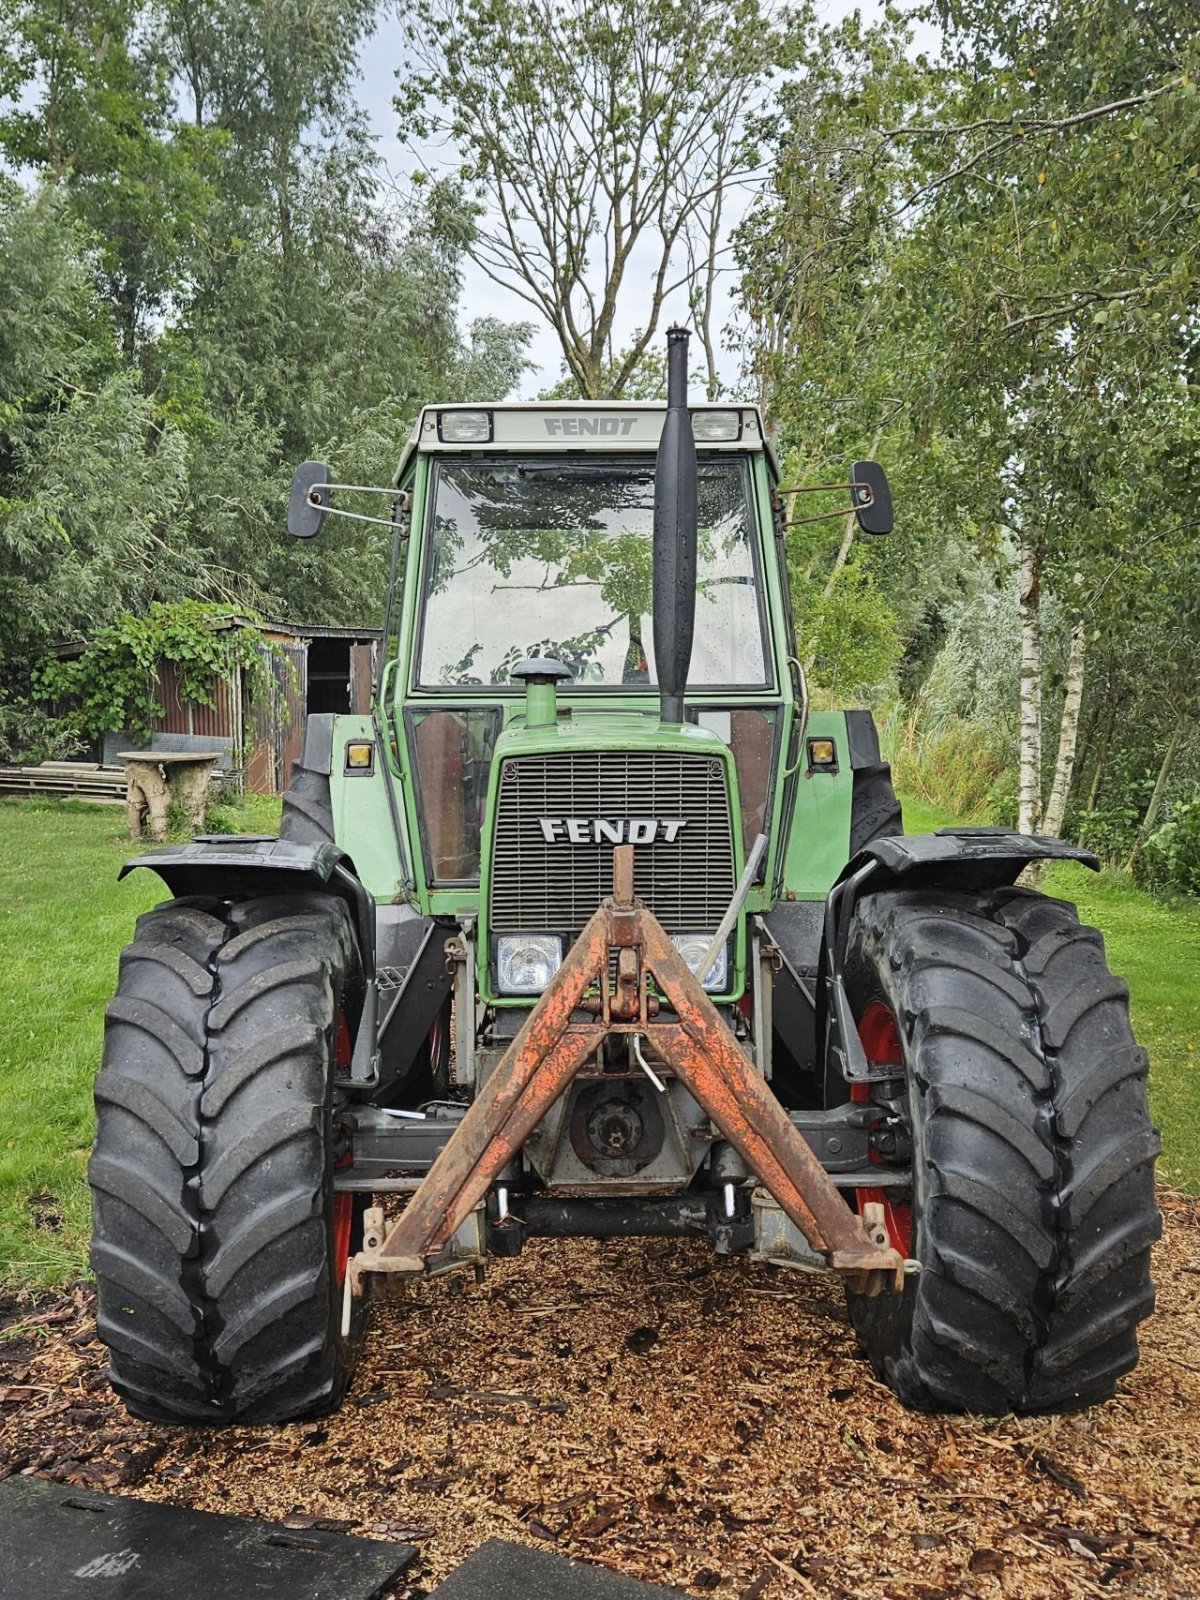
[417,457,768,689]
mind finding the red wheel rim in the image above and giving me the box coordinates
[853,1001,913,1258]
[332,1191,354,1288]
[333,1011,354,1288]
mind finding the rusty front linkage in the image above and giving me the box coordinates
[348,846,903,1302]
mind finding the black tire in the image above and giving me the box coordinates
[90,892,366,1425]
[280,750,335,846]
[843,886,1160,1413]
[848,760,903,856]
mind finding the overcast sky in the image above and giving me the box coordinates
[355,3,937,397]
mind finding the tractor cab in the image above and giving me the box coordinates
[394,398,784,1011]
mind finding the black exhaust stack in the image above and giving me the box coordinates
[653,326,698,725]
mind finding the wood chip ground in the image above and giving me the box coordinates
[2,1188,1198,1599]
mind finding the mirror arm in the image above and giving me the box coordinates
[784,501,870,529]
[308,503,403,530]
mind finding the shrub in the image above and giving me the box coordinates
[892,715,1010,822]
[801,566,901,701]
[1139,794,1200,896]
[1072,801,1143,865]
[0,700,85,765]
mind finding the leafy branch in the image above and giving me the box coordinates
[35,601,282,743]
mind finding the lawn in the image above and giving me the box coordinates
[0,795,280,1286]
[0,794,1196,1288]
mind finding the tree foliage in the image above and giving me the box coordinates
[0,0,530,738]
[397,0,796,397]
[735,0,1200,862]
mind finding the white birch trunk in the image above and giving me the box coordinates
[1017,535,1042,835]
[1042,615,1087,839]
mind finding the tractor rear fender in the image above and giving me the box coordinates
[119,836,380,1080]
[821,828,1100,1085]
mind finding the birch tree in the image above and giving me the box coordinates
[740,0,1199,834]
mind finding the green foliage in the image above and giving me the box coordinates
[800,564,900,701]
[1140,795,1200,897]
[0,698,84,764]
[737,0,1200,851]
[1074,800,1146,869]
[35,602,277,743]
[891,715,1010,823]
[0,0,530,690]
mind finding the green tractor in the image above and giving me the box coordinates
[89,329,1159,1426]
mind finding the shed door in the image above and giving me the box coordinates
[350,643,375,714]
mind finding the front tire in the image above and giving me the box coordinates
[843,887,1160,1413]
[90,893,365,1424]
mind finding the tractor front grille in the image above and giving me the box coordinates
[489,750,736,937]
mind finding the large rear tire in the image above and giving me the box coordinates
[90,893,365,1425]
[848,760,903,856]
[843,887,1160,1412]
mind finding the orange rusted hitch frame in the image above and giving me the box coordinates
[349,846,903,1297]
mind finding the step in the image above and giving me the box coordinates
[431,1538,688,1599]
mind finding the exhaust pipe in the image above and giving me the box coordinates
[653,327,698,725]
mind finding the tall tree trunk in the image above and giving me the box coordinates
[1017,533,1042,835]
[1085,690,1116,812]
[1042,616,1087,838]
[1124,712,1186,872]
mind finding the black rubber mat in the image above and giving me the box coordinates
[430,1538,688,1598]
[0,1475,416,1599]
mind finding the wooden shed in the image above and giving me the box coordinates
[76,619,380,795]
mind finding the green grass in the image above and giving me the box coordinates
[0,795,280,1288]
[0,790,1195,1290]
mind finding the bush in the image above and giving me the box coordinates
[34,602,280,744]
[1139,794,1200,896]
[801,566,901,701]
[0,700,85,765]
[891,715,1011,822]
[1072,801,1143,865]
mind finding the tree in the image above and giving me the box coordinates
[397,0,796,398]
[736,0,1200,838]
[0,0,532,732]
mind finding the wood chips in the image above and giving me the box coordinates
[2,1188,1198,1599]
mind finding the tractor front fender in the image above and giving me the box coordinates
[120,836,379,1078]
[822,828,1098,1084]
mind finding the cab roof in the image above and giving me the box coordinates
[393,401,777,484]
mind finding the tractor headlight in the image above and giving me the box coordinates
[496,934,563,995]
[670,933,728,993]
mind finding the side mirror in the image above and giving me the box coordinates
[851,461,893,536]
[288,460,330,538]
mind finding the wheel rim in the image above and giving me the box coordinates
[853,1000,913,1258]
